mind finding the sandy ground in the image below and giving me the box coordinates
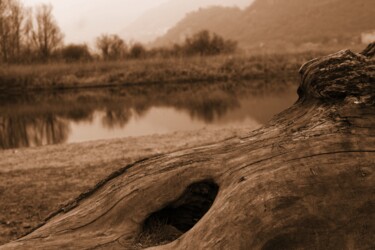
[0,126,254,245]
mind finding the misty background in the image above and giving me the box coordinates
[21,0,252,44]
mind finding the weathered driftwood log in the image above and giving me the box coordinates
[2,43,374,250]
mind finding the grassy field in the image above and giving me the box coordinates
[0,51,328,91]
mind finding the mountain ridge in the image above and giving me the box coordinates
[120,0,254,43]
[153,0,375,49]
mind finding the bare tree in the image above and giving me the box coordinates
[0,0,10,62]
[32,4,63,60]
[96,34,126,60]
[8,0,23,60]
[96,34,111,59]
[21,7,36,62]
[0,0,24,62]
[110,35,126,59]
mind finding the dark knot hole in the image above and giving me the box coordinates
[137,180,219,247]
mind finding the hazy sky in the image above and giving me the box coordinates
[22,0,169,44]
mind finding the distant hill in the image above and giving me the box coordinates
[154,0,375,49]
[153,6,243,47]
[120,0,254,44]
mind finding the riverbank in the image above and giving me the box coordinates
[0,125,252,245]
[0,52,325,91]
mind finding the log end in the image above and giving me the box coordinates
[298,43,374,104]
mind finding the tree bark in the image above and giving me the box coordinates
[1,43,374,250]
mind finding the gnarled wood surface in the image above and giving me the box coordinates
[1,43,374,250]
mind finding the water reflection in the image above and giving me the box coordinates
[0,81,298,149]
[0,115,69,149]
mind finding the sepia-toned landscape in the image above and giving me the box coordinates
[0,0,374,249]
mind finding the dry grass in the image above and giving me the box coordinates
[0,51,327,91]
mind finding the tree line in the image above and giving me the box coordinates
[95,30,237,61]
[0,0,63,63]
[0,0,237,64]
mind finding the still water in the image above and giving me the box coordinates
[0,81,298,149]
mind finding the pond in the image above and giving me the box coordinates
[0,81,298,149]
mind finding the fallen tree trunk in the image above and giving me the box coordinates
[1,43,374,250]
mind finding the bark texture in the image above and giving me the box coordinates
[1,43,374,250]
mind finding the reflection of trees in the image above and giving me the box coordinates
[0,114,69,149]
[101,101,153,129]
[102,108,132,129]
[0,80,297,149]
[180,90,240,123]
[62,108,93,122]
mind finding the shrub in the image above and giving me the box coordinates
[96,34,127,60]
[129,43,147,59]
[61,44,92,62]
[182,30,237,56]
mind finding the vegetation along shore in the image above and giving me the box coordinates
[0,0,367,92]
[0,51,330,92]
